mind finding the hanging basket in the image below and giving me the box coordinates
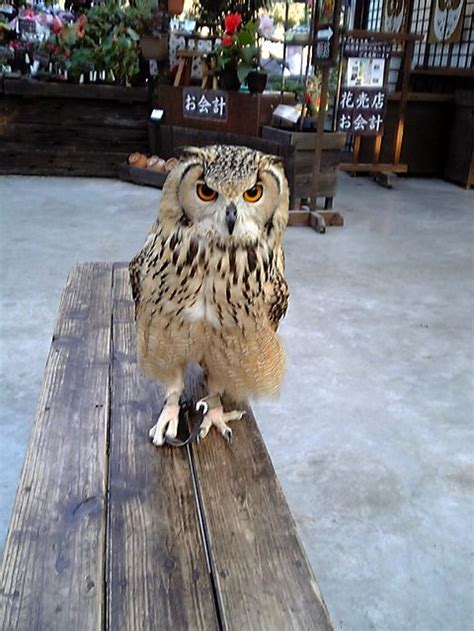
[168,0,184,15]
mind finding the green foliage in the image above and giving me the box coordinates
[58,0,157,84]
[69,46,95,78]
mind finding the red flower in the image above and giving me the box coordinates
[222,34,234,47]
[224,13,242,35]
[51,17,62,35]
[76,14,87,38]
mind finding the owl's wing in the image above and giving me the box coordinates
[265,247,289,331]
[128,223,159,316]
[129,251,145,314]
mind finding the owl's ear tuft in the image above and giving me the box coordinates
[265,155,284,169]
[177,146,204,162]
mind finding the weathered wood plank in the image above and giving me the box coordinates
[0,144,131,177]
[262,126,346,151]
[0,263,113,631]
[295,149,344,170]
[107,265,218,631]
[3,76,149,102]
[339,162,408,173]
[0,123,148,150]
[190,401,333,631]
[0,96,149,129]
[295,171,338,197]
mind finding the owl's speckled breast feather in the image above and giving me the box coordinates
[131,225,288,399]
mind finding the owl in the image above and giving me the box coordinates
[129,144,290,446]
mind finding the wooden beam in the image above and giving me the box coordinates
[310,66,331,211]
[387,92,454,102]
[3,76,149,102]
[373,133,383,164]
[0,263,113,631]
[190,396,332,630]
[394,39,415,165]
[344,29,423,42]
[106,266,218,631]
[340,162,408,173]
[288,210,311,226]
[411,67,474,77]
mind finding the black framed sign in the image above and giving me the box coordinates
[182,87,228,122]
[342,37,392,59]
[336,87,388,135]
[312,0,342,67]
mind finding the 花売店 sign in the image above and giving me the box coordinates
[336,87,388,135]
[338,36,391,135]
[183,87,228,122]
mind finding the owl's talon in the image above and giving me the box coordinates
[223,428,233,446]
[149,403,180,447]
[195,405,244,445]
[198,424,211,441]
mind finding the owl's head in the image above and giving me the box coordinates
[159,145,289,244]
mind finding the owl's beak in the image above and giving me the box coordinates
[225,203,237,235]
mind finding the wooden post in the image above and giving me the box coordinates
[310,65,330,211]
[394,38,415,165]
[373,133,383,162]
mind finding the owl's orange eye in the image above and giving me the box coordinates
[196,183,218,202]
[243,184,263,203]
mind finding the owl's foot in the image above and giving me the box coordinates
[149,393,181,447]
[198,396,245,445]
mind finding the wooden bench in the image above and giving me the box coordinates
[0,263,332,630]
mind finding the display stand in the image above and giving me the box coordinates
[287,0,345,233]
[339,30,422,187]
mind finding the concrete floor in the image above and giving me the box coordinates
[0,174,473,630]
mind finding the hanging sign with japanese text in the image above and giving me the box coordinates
[342,37,392,59]
[336,87,387,135]
[183,87,228,122]
[313,23,335,65]
[312,0,342,66]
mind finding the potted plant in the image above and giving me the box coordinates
[215,12,276,93]
[215,13,258,91]
[246,14,276,93]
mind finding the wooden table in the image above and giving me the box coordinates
[0,263,332,630]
